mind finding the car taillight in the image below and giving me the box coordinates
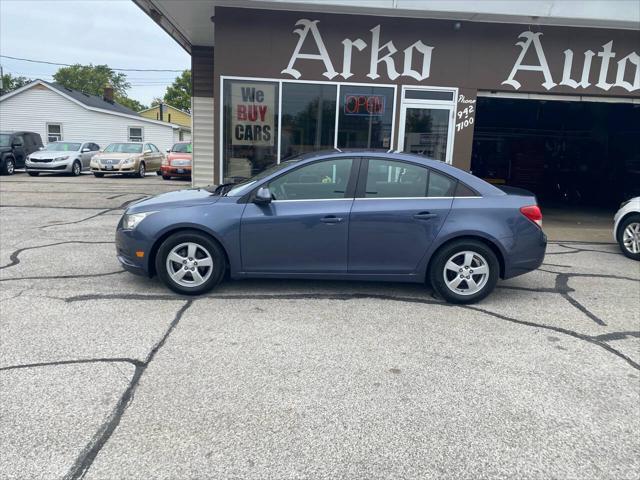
[520,205,543,228]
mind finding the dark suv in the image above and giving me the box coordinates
[0,131,44,175]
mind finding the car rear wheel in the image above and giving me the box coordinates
[162,175,171,180]
[618,215,640,261]
[156,231,226,295]
[71,161,81,176]
[429,239,499,304]
[2,158,15,175]
[137,162,146,178]
[28,171,40,177]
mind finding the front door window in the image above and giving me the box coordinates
[268,158,354,200]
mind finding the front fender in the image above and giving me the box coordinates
[134,200,245,274]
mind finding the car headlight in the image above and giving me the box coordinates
[55,156,69,161]
[123,157,135,164]
[122,211,156,230]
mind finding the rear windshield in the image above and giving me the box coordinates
[46,142,81,151]
[104,143,143,154]
[172,143,192,153]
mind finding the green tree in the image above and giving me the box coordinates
[0,73,32,96]
[52,63,146,111]
[53,64,129,97]
[163,70,191,112]
[117,96,147,112]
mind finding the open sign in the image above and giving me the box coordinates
[343,95,385,116]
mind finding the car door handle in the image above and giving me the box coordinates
[321,215,343,224]
[413,212,438,220]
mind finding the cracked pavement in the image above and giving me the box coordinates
[1,174,639,479]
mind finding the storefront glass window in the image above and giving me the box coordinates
[337,86,394,149]
[281,83,337,160]
[223,79,279,182]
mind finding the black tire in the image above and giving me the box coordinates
[617,214,640,261]
[27,171,40,177]
[162,175,172,180]
[93,172,105,178]
[155,231,226,295]
[156,170,162,176]
[137,162,146,178]
[429,239,499,304]
[1,157,15,175]
[71,160,81,176]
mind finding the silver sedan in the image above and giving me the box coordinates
[26,141,101,176]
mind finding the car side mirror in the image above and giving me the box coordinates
[81,148,90,153]
[166,148,171,153]
[144,149,152,154]
[12,142,23,148]
[254,187,272,204]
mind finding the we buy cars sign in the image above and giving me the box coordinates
[231,83,275,146]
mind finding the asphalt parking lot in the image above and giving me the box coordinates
[1,172,639,480]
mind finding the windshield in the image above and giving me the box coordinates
[225,160,299,197]
[104,143,143,154]
[171,143,192,153]
[45,142,81,152]
[0,134,10,147]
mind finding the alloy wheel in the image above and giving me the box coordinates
[165,242,214,288]
[73,162,80,175]
[7,160,14,175]
[442,250,490,296]
[139,163,145,177]
[623,222,640,254]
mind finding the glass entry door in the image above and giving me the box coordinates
[398,103,455,163]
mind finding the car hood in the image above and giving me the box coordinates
[95,152,140,159]
[30,150,76,159]
[127,188,219,213]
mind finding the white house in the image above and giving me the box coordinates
[0,80,182,152]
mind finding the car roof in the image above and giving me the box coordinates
[287,149,504,197]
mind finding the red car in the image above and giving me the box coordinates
[161,142,192,180]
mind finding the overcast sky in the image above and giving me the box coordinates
[0,0,190,105]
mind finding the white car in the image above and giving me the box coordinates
[613,197,640,260]
[26,141,101,176]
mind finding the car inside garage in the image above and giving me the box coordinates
[471,97,640,210]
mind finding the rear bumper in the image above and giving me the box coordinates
[503,229,547,279]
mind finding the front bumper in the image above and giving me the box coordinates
[92,163,137,174]
[26,159,73,172]
[161,165,192,177]
[115,225,151,276]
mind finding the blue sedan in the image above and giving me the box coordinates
[116,151,546,304]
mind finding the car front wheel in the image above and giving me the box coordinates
[429,239,499,304]
[71,161,81,176]
[156,231,226,295]
[137,162,146,178]
[618,215,640,261]
[1,158,15,175]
